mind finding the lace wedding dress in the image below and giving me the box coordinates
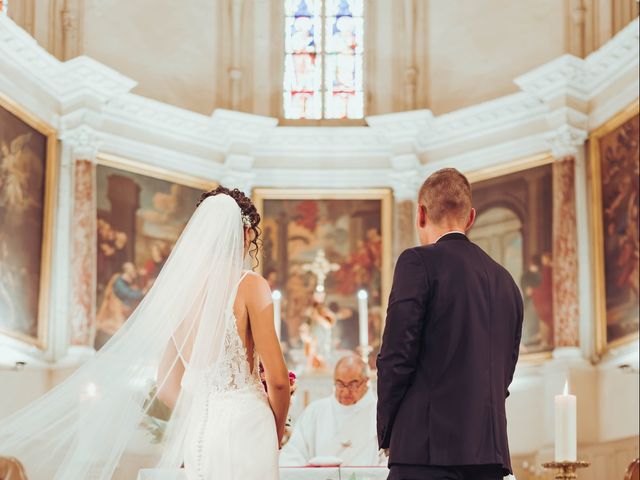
[181,271,279,480]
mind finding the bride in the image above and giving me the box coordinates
[0,187,291,480]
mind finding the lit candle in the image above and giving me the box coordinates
[554,380,577,461]
[357,289,369,350]
[272,290,282,340]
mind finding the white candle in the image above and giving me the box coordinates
[272,290,282,340]
[554,380,577,461]
[357,289,369,349]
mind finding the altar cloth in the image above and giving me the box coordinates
[136,466,390,480]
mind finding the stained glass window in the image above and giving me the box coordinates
[284,0,364,120]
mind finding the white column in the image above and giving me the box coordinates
[358,289,369,350]
[221,154,257,194]
[51,127,101,361]
[573,147,597,360]
[389,153,422,256]
[229,0,245,110]
[46,142,74,362]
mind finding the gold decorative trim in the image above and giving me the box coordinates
[97,153,216,191]
[252,187,393,332]
[588,99,640,356]
[466,152,555,183]
[0,91,57,349]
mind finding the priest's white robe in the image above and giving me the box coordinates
[279,389,384,467]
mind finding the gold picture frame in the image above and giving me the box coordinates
[0,92,58,349]
[252,188,393,347]
[97,153,215,191]
[589,100,640,356]
[467,153,556,363]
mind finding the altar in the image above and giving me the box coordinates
[136,467,390,480]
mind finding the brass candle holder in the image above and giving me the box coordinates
[542,461,591,479]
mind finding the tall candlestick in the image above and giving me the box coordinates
[357,289,369,350]
[555,380,577,462]
[272,290,282,340]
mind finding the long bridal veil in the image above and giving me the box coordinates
[0,193,246,479]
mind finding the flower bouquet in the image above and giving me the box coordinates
[259,362,297,427]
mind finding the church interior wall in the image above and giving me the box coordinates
[7,0,636,120]
[0,9,638,478]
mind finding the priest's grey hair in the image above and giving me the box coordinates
[334,353,370,379]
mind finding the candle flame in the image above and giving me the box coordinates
[272,290,282,300]
[357,289,368,300]
[563,380,569,396]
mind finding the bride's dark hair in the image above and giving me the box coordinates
[197,186,261,266]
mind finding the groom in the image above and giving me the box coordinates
[377,168,524,480]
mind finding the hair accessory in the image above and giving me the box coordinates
[241,213,252,227]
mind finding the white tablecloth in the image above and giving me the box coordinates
[137,467,390,480]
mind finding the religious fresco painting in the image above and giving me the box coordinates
[469,163,554,355]
[0,95,55,348]
[95,160,206,349]
[590,103,640,352]
[254,189,392,370]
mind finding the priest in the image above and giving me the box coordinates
[280,353,384,467]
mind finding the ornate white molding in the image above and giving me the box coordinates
[250,168,391,189]
[220,153,256,193]
[516,19,638,106]
[389,153,421,200]
[212,109,278,153]
[546,125,588,159]
[367,109,432,149]
[60,125,102,163]
[0,14,637,179]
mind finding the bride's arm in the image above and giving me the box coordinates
[246,274,291,445]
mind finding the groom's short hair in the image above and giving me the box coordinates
[418,168,472,225]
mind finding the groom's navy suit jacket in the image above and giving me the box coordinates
[376,233,523,475]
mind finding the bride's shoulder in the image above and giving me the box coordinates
[239,272,273,310]
[240,271,270,292]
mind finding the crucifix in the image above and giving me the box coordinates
[302,249,340,292]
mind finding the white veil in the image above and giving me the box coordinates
[0,193,246,479]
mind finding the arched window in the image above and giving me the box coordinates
[284,0,364,120]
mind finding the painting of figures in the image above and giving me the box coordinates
[0,95,55,348]
[469,163,554,355]
[95,159,209,349]
[254,189,392,370]
[591,103,640,352]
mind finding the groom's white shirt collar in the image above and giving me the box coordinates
[436,231,466,243]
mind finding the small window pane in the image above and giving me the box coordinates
[325,0,363,17]
[324,53,363,119]
[285,0,321,17]
[283,0,364,120]
[285,16,322,54]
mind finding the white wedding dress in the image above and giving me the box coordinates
[181,271,279,480]
[0,194,281,480]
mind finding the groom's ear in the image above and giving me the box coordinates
[417,204,427,228]
[465,208,476,231]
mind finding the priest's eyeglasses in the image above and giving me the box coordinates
[334,378,366,391]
